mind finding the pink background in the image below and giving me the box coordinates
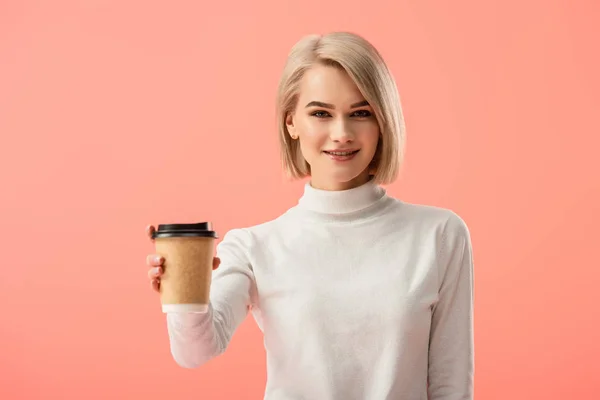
[1,1,599,399]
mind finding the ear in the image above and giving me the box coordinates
[286,113,297,139]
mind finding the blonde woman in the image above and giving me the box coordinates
[146,31,474,400]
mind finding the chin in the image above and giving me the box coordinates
[308,155,374,189]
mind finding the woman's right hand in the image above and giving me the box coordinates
[146,224,221,293]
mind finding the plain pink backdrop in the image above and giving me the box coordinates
[1,1,599,399]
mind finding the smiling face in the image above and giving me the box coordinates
[285,64,381,191]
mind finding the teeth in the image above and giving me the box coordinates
[328,151,355,156]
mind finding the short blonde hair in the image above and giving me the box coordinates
[276,31,406,185]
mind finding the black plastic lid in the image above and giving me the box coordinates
[152,222,218,239]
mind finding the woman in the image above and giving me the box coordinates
[146,31,474,400]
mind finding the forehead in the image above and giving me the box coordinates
[297,64,365,105]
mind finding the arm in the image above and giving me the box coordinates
[428,214,475,399]
[166,228,256,368]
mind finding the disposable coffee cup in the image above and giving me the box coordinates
[151,222,218,313]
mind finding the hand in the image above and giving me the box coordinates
[146,224,221,293]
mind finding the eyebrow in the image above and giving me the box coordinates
[305,100,370,109]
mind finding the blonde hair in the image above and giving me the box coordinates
[276,31,406,185]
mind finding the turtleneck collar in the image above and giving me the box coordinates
[297,179,387,215]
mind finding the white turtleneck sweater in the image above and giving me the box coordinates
[166,180,474,400]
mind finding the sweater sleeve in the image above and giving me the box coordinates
[166,228,256,368]
[428,214,475,399]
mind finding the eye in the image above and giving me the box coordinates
[352,110,372,118]
[311,110,331,118]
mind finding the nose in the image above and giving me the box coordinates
[329,118,355,143]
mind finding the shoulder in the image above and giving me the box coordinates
[389,200,474,277]
[386,197,470,234]
[218,209,293,248]
[399,201,472,262]
[383,197,473,261]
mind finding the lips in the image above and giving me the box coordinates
[323,149,360,156]
[323,149,360,161]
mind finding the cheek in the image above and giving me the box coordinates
[299,135,326,161]
[298,119,328,149]
[359,124,380,150]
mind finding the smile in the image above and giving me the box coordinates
[323,149,360,161]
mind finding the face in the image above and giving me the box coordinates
[286,64,380,191]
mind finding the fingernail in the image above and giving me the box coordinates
[154,255,162,263]
[154,267,162,275]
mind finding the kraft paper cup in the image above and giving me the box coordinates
[152,222,218,313]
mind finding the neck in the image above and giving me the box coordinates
[297,177,387,215]
[308,171,372,191]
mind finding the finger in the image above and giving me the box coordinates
[213,257,221,270]
[151,279,160,292]
[146,254,164,266]
[147,266,163,279]
[146,225,156,241]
